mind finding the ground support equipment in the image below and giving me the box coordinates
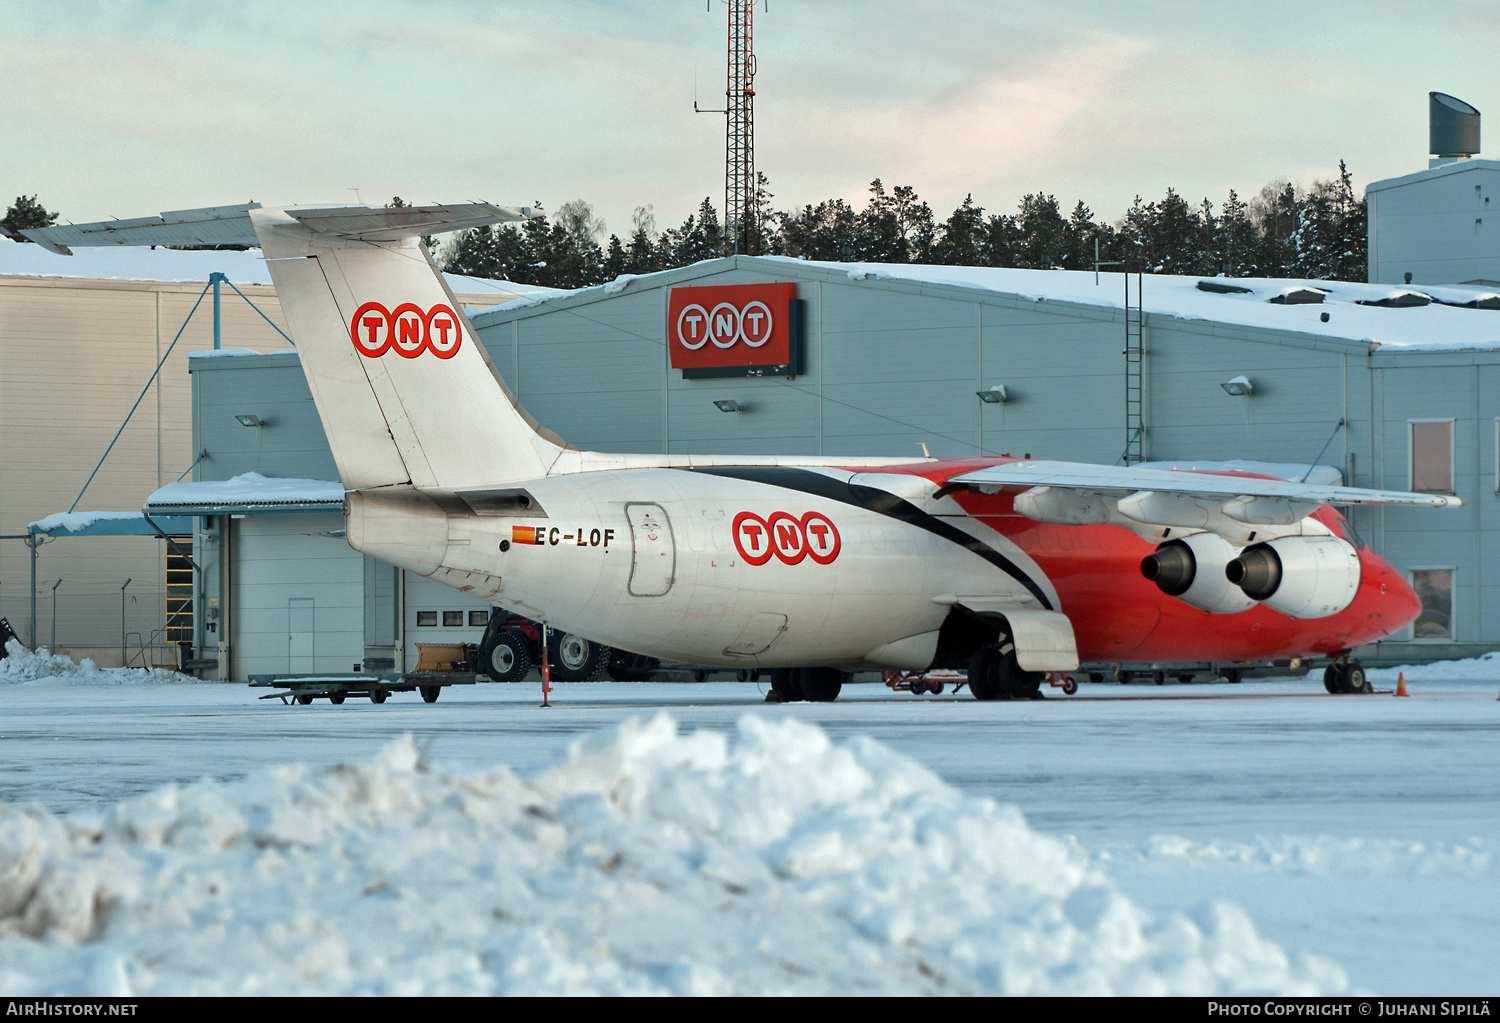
[251,673,478,705]
[883,669,968,695]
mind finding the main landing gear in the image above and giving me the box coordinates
[1323,657,1372,694]
[967,640,1047,701]
[765,667,846,703]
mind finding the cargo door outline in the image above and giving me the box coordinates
[724,612,787,656]
[626,502,675,596]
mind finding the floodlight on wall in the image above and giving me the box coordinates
[976,385,1009,404]
[713,399,744,413]
[235,414,264,428]
[1221,376,1254,397]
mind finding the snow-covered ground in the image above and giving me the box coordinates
[0,643,1496,995]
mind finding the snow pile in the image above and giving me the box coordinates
[0,641,196,687]
[1366,652,1500,684]
[0,714,1345,995]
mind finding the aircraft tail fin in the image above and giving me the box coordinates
[249,204,570,492]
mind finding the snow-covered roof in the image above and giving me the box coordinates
[471,256,1500,354]
[780,259,1500,353]
[144,473,344,515]
[0,236,538,298]
[27,511,193,537]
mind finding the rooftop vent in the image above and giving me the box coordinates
[1431,92,1480,158]
[1268,287,1329,305]
[1358,291,1433,308]
[1196,280,1253,295]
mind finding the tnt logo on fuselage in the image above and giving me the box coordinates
[350,301,463,359]
[733,511,840,566]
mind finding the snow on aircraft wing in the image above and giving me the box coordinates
[23,202,538,254]
[947,460,1461,508]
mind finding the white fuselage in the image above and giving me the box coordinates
[347,466,1057,669]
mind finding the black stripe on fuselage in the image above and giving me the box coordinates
[688,465,1053,611]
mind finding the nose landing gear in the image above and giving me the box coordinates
[1323,657,1372,694]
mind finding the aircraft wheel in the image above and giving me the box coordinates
[1006,663,1044,700]
[736,669,759,683]
[1224,668,1242,684]
[770,667,802,701]
[329,694,346,705]
[1088,672,1104,684]
[481,628,531,683]
[1176,674,1194,684]
[420,685,440,703]
[370,689,388,704]
[1323,664,1342,694]
[295,693,313,705]
[967,648,1002,701]
[798,667,844,702]
[1062,675,1078,695]
[1347,663,1372,694]
[692,669,709,682]
[550,633,610,682]
[1152,671,1166,686]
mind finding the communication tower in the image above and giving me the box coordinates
[697,1,763,255]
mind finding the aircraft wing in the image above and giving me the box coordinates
[948,460,1460,508]
[22,202,538,254]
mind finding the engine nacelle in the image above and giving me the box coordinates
[1225,536,1361,619]
[1140,534,1257,614]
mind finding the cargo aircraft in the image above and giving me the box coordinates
[30,203,1461,701]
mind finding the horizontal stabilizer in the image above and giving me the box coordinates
[22,202,537,254]
[949,460,1461,509]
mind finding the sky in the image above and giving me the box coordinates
[4,1,1498,240]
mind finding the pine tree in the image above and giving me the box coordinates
[1014,193,1068,268]
[2,194,58,240]
[932,195,986,265]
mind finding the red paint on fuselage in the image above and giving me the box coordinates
[843,456,1423,662]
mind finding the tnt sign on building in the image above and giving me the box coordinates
[667,283,804,378]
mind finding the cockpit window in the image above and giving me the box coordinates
[1336,512,1366,549]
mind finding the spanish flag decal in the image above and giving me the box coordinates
[511,526,540,545]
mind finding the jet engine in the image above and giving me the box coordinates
[1140,533,1257,614]
[1224,536,1361,619]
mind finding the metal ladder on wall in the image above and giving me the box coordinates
[1122,269,1145,464]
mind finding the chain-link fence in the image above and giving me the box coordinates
[21,584,181,667]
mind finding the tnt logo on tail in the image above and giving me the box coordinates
[350,301,463,359]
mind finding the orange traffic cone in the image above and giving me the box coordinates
[1395,672,1409,697]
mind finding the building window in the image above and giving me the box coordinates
[469,610,489,627]
[164,538,193,644]
[1410,569,1454,641]
[1410,421,1453,493]
[443,611,464,627]
[416,611,437,627]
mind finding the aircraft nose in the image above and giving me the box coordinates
[1364,548,1421,632]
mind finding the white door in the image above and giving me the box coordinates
[626,503,675,596]
[288,598,315,672]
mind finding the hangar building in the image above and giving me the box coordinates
[161,255,1500,679]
